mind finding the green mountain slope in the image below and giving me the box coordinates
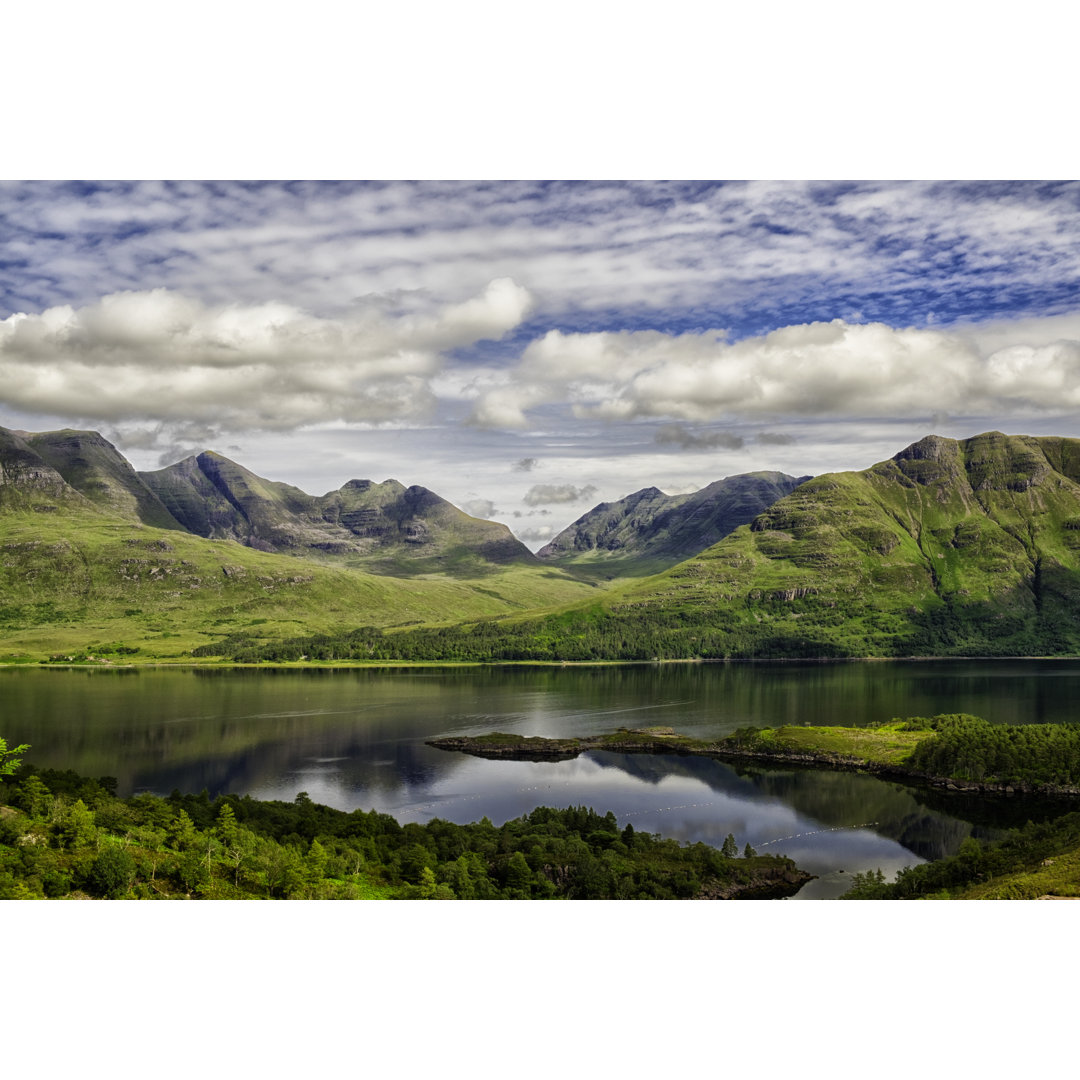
[224,433,1080,662]
[0,428,596,660]
[595,431,1080,657]
[0,428,95,513]
[141,450,535,573]
[536,471,810,576]
[25,429,186,531]
[0,508,596,661]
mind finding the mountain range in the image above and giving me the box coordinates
[0,425,799,660]
[8,425,1080,662]
[199,431,1080,663]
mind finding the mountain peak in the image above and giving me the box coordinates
[538,472,808,568]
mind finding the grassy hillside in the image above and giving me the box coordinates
[0,509,596,661]
[218,432,1080,662]
[611,430,1080,657]
[1,425,600,660]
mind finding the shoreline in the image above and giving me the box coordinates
[426,728,1080,800]
[5,653,1080,671]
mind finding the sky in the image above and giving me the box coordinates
[3,179,1080,549]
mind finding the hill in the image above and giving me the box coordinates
[216,432,1080,662]
[0,427,596,660]
[536,471,810,576]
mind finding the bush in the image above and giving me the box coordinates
[89,845,136,898]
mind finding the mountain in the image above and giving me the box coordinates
[0,427,98,513]
[140,450,534,572]
[0,426,595,660]
[586,431,1080,657]
[253,432,1080,663]
[24,429,187,530]
[536,472,810,575]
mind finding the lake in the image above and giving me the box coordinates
[3,659,1076,898]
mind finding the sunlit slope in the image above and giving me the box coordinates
[605,432,1080,656]
[237,432,1080,662]
[0,509,596,660]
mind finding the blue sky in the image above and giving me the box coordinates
[3,179,1080,547]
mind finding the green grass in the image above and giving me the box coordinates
[750,723,930,765]
[955,847,1080,899]
[0,509,596,661]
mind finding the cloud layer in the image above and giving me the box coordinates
[5,182,1080,547]
[469,316,1080,429]
[4,181,1080,339]
[0,280,531,442]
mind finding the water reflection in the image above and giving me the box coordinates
[5,662,1079,899]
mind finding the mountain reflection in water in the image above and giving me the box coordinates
[5,661,1078,899]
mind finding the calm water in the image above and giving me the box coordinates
[3,660,1076,898]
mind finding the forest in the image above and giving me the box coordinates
[0,753,807,900]
[192,592,1075,666]
[901,714,1080,788]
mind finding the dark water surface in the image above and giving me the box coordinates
[3,660,1076,898]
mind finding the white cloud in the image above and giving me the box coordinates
[516,525,554,542]
[523,483,598,506]
[461,498,496,519]
[470,316,1080,428]
[0,280,531,445]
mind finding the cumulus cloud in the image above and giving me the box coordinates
[0,280,531,446]
[523,483,598,506]
[654,424,744,451]
[516,525,554,542]
[461,498,496,519]
[469,317,1080,429]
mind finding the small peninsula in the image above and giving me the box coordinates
[427,715,1080,798]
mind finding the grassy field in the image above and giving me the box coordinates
[736,722,930,765]
[0,510,597,662]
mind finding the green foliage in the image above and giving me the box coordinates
[0,736,30,780]
[0,764,807,900]
[841,812,1080,900]
[89,844,136,898]
[905,715,1080,788]
[841,868,889,899]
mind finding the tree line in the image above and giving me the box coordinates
[841,811,1080,899]
[0,758,801,900]
[191,589,1080,665]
